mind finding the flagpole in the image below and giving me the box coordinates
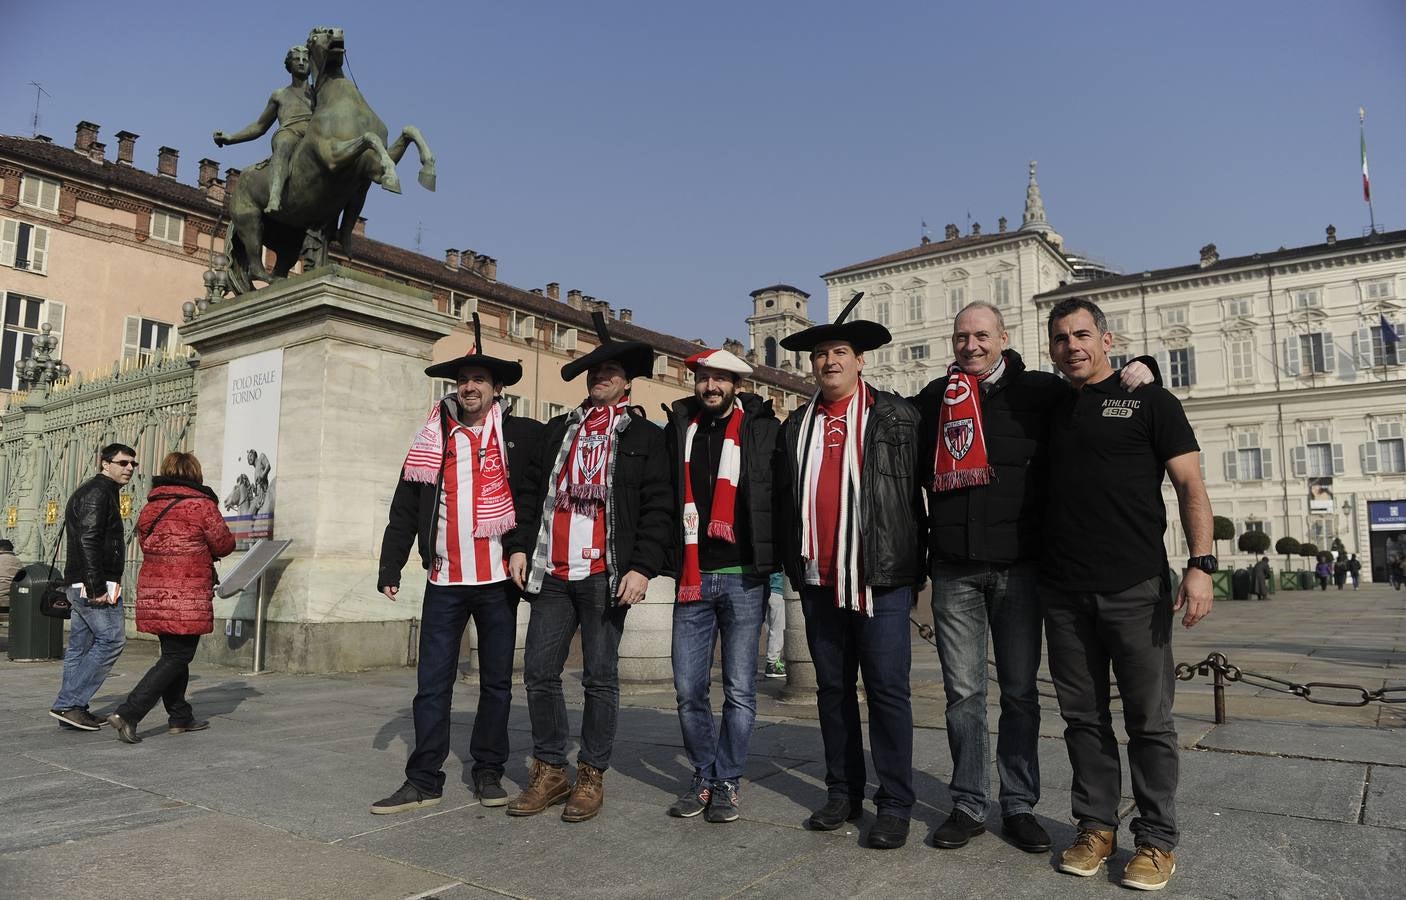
[1362,107,1378,235]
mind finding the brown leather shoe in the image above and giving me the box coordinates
[1121,844,1176,891]
[505,759,572,817]
[1058,827,1117,877]
[561,762,604,823]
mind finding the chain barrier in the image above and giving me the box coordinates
[909,616,1119,702]
[911,619,1403,724]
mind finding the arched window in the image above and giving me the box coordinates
[765,336,778,368]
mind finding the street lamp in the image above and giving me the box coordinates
[184,250,232,323]
[15,323,71,390]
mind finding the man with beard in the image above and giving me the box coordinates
[775,294,927,850]
[372,316,543,814]
[915,301,1154,854]
[663,347,780,823]
[508,312,672,823]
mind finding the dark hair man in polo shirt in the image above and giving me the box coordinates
[1041,297,1213,892]
[914,301,1155,855]
[775,295,927,850]
[662,347,781,823]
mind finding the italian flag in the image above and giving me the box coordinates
[1361,116,1371,203]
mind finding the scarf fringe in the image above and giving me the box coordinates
[472,514,516,539]
[933,466,994,492]
[706,521,736,542]
[403,464,439,485]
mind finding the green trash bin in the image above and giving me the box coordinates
[8,563,65,661]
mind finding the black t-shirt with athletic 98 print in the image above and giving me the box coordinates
[1041,375,1200,593]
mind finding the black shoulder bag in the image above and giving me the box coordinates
[38,528,71,619]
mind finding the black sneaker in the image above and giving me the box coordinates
[704,780,740,823]
[807,796,864,831]
[370,780,442,815]
[76,709,107,729]
[49,708,100,732]
[931,808,986,849]
[1002,812,1052,853]
[473,770,509,808]
[667,774,711,818]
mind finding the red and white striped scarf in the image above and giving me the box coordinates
[401,397,515,537]
[797,380,871,615]
[555,401,627,517]
[678,401,744,602]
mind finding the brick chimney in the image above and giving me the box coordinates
[971,221,982,236]
[567,289,583,309]
[224,167,240,198]
[353,215,367,236]
[461,250,477,271]
[1326,224,1337,245]
[1199,243,1219,268]
[88,141,106,163]
[998,216,1008,233]
[920,235,931,245]
[944,223,959,240]
[115,130,138,165]
[74,121,99,152]
[619,308,632,323]
[444,248,460,269]
[197,158,219,188]
[546,282,560,300]
[157,146,179,178]
[482,257,497,280]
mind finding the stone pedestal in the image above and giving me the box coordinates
[778,578,816,703]
[618,575,676,684]
[181,265,456,673]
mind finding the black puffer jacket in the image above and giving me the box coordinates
[377,403,544,590]
[776,387,927,589]
[516,405,673,593]
[915,349,1161,565]
[663,391,781,576]
[63,473,126,599]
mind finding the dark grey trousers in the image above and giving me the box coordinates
[1043,574,1179,851]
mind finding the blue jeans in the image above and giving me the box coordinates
[930,561,1042,819]
[53,590,126,711]
[801,585,914,816]
[672,573,767,783]
[524,573,628,771]
[406,581,517,794]
[1044,574,1180,851]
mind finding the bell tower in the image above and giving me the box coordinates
[746,284,812,371]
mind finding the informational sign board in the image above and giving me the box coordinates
[217,539,292,598]
[220,348,282,542]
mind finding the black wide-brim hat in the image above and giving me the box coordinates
[561,311,655,382]
[779,292,890,353]
[424,313,524,386]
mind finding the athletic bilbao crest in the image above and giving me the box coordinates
[943,418,975,460]
[576,433,610,481]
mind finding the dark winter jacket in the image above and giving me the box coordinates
[663,391,782,577]
[134,478,236,635]
[378,401,544,590]
[63,473,126,599]
[776,386,927,589]
[915,349,1161,566]
[517,404,673,593]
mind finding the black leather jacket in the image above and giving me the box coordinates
[63,473,126,598]
[378,403,544,590]
[663,391,782,576]
[776,386,927,589]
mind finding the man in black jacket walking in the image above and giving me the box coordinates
[50,441,137,731]
[507,312,672,824]
[372,318,543,815]
[663,347,780,824]
[916,301,1153,854]
[775,295,926,850]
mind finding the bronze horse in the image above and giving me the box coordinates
[224,27,435,294]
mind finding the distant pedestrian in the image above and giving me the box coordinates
[49,442,136,732]
[1347,554,1361,590]
[1252,557,1271,601]
[1394,558,1406,590]
[1333,557,1348,590]
[0,539,21,611]
[108,452,235,744]
[1315,559,1331,591]
[764,571,786,679]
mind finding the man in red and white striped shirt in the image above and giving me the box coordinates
[373,319,543,817]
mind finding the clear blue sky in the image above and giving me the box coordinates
[4,1,1403,345]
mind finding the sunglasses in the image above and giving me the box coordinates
[108,460,139,468]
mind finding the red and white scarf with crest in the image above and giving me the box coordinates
[555,401,627,517]
[678,402,744,602]
[932,356,1002,492]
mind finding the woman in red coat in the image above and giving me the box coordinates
[108,452,235,744]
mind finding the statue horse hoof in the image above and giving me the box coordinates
[380,172,402,194]
[417,162,437,192]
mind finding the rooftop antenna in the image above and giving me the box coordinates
[27,81,49,136]
[414,221,424,254]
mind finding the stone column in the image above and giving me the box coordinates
[617,574,676,684]
[181,265,455,673]
[779,576,815,703]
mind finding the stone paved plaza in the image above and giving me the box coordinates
[2,584,1402,899]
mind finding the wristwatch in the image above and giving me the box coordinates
[1186,554,1218,574]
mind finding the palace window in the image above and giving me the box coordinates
[1292,423,1343,478]
[551,324,577,351]
[1224,430,1272,482]
[944,287,962,318]
[507,311,535,339]
[542,401,567,420]
[874,300,890,326]
[903,342,929,362]
[150,209,185,245]
[1291,289,1321,310]
[1168,347,1196,387]
[1362,420,1406,475]
[1228,334,1255,383]
[1163,307,1187,326]
[0,219,49,275]
[1226,297,1252,318]
[19,174,60,213]
[1364,279,1394,300]
[1,292,65,391]
[122,316,174,365]
[908,290,926,322]
[1286,332,1335,375]
[1108,353,1130,371]
[992,275,1011,308]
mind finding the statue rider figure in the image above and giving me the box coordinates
[213,46,314,215]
